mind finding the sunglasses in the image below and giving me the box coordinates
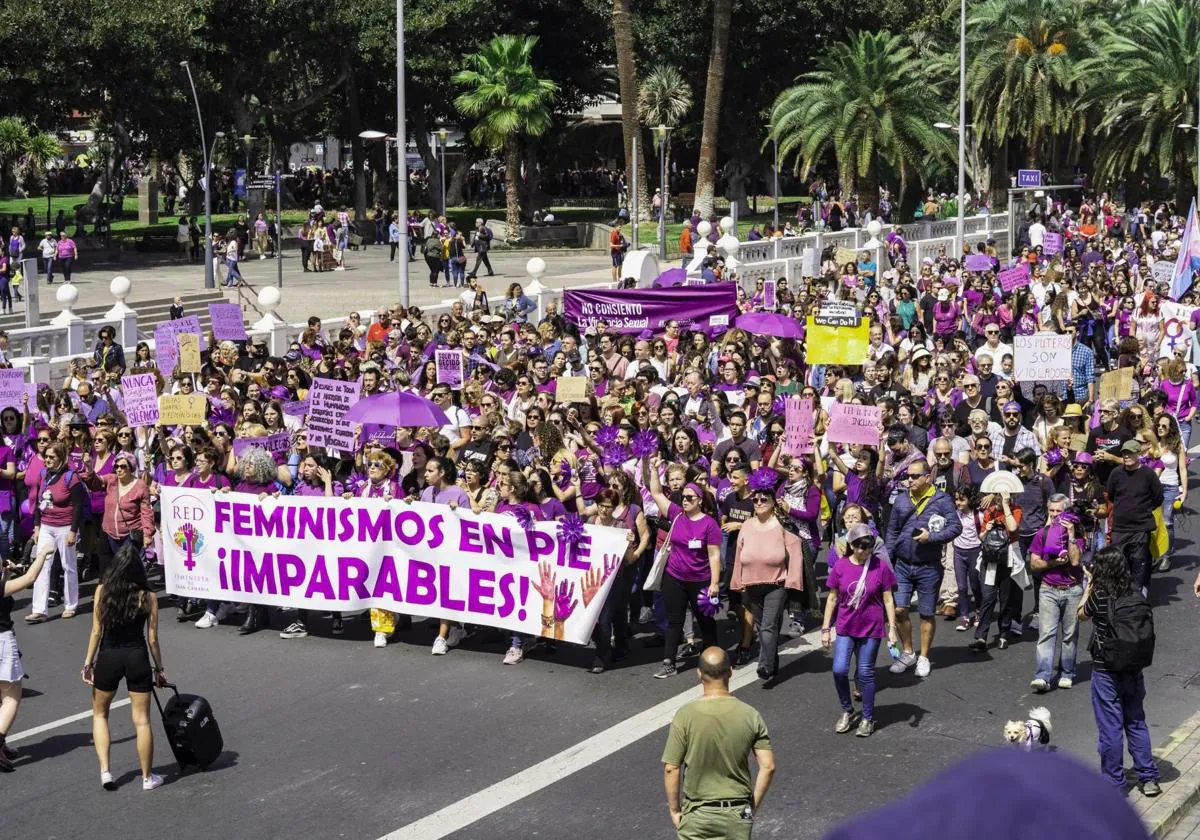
[681,494,700,502]
[851,539,874,551]
[114,462,132,470]
[752,495,773,505]
[367,460,385,469]
[1003,411,1021,417]
[36,438,51,444]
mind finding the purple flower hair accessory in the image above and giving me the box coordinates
[594,425,619,447]
[601,442,630,467]
[747,467,779,492]
[630,429,659,459]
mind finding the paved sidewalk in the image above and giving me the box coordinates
[1140,712,1200,837]
[30,246,616,323]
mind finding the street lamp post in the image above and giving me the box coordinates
[655,124,670,261]
[436,128,449,216]
[955,0,966,259]
[395,0,410,306]
[180,60,215,290]
[772,133,780,231]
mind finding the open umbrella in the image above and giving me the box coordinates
[342,390,449,428]
[653,267,687,287]
[734,312,804,339]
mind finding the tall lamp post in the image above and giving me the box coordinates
[935,120,972,259]
[654,124,670,261]
[768,126,780,230]
[436,128,449,215]
[954,0,967,259]
[395,0,410,306]
[180,60,215,289]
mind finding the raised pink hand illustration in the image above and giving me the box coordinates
[532,560,556,601]
[581,555,622,607]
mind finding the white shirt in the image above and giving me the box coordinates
[1029,221,1046,248]
[39,237,56,259]
[974,341,1013,368]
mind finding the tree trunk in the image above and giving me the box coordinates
[612,0,651,225]
[445,154,471,208]
[504,136,521,242]
[344,65,368,225]
[692,0,733,218]
[858,166,879,220]
[369,140,390,207]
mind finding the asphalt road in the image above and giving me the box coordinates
[4,508,1199,840]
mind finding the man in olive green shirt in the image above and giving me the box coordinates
[662,647,775,839]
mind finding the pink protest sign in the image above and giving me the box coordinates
[121,372,160,427]
[763,280,776,310]
[209,303,248,341]
[1042,232,1063,256]
[964,254,993,272]
[783,397,814,455]
[997,263,1030,293]
[826,403,882,447]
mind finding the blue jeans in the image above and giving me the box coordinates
[1091,668,1158,787]
[1162,484,1180,552]
[1179,418,1191,451]
[1033,583,1082,682]
[833,635,881,720]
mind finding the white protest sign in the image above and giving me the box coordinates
[1014,333,1072,382]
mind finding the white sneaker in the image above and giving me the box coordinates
[143,773,164,791]
[915,656,932,678]
[214,603,235,622]
[431,636,448,655]
[889,652,917,674]
[101,770,116,791]
[259,255,266,260]
[638,606,654,624]
[194,611,218,629]
[1057,676,1074,690]
[503,646,524,665]
[374,632,388,648]
[446,626,466,648]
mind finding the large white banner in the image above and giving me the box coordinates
[161,488,627,644]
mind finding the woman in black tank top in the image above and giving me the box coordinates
[82,538,166,791]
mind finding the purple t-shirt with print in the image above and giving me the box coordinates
[665,502,722,582]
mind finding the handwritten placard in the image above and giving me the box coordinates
[435,349,463,389]
[763,279,776,310]
[783,396,814,455]
[1098,367,1134,402]
[282,399,310,417]
[1014,333,1072,382]
[209,302,248,341]
[155,316,202,377]
[158,394,207,426]
[964,254,993,272]
[826,403,883,447]
[998,263,1031,293]
[177,332,201,373]
[1042,232,1063,256]
[835,247,858,267]
[1152,261,1176,287]
[306,377,361,451]
[556,376,588,404]
[121,372,160,427]
[0,369,25,410]
[232,430,291,465]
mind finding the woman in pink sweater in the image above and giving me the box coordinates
[82,452,154,564]
[731,469,805,684]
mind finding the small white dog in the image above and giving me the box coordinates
[1003,707,1052,751]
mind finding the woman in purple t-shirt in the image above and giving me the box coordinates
[821,524,898,738]
[648,456,721,680]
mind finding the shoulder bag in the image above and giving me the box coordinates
[643,513,681,592]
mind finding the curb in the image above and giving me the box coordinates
[1138,711,1200,837]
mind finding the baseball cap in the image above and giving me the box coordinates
[1120,440,1141,455]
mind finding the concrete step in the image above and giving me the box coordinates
[0,289,238,341]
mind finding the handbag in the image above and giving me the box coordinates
[643,514,681,592]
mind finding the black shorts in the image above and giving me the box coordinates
[93,646,153,693]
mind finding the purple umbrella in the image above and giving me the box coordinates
[654,267,687,287]
[734,312,804,339]
[342,390,449,428]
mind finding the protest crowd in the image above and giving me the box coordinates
[2,191,1200,797]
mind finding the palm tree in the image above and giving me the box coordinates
[1076,0,1200,207]
[692,0,732,218]
[637,65,692,229]
[612,0,651,229]
[0,117,62,196]
[453,35,558,242]
[966,0,1096,167]
[768,30,953,215]
[0,117,32,195]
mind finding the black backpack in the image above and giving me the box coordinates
[1090,592,1155,672]
[980,521,1009,566]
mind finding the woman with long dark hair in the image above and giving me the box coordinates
[82,539,166,791]
[1078,545,1160,797]
[0,548,50,770]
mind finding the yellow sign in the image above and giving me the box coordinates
[834,247,859,267]
[556,376,588,403]
[158,394,207,426]
[177,333,201,373]
[1098,367,1133,403]
[805,317,869,365]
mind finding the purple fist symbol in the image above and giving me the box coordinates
[181,523,197,571]
[554,580,578,622]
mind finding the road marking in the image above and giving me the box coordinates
[7,698,130,743]
[378,629,821,840]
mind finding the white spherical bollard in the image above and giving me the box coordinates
[526,257,546,279]
[56,282,79,309]
[719,216,734,234]
[866,219,882,238]
[258,285,281,310]
[109,275,131,302]
[696,220,712,239]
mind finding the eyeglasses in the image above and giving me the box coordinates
[752,495,773,505]
[975,443,991,450]
[851,539,874,551]
[681,494,700,502]
[213,430,230,438]
[964,383,979,389]
[114,463,131,471]
[934,452,951,458]
[118,431,133,438]
[1003,411,1021,417]
[905,472,926,481]
[367,460,385,469]
[170,456,185,463]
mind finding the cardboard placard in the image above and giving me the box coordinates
[1098,368,1134,403]
[783,396,814,455]
[209,302,248,341]
[1042,232,1063,256]
[435,349,463,389]
[805,318,869,365]
[998,263,1031,293]
[835,247,859,267]
[177,333,201,373]
[556,377,588,404]
[158,394,207,426]
[0,369,25,410]
[121,372,160,427]
[763,279,776,310]
[964,254,993,272]
[306,377,361,451]
[232,430,291,465]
